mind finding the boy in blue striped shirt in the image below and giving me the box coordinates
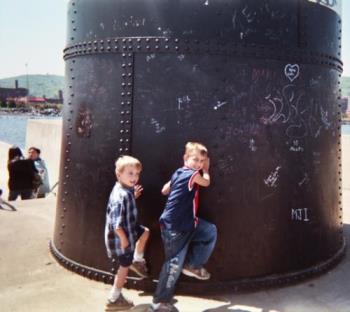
[149,142,217,312]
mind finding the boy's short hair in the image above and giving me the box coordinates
[115,155,142,173]
[184,142,208,157]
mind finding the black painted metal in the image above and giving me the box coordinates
[51,0,345,292]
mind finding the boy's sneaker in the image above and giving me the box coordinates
[129,260,149,278]
[105,293,134,311]
[147,302,177,312]
[182,265,211,280]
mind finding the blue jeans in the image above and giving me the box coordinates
[153,218,217,303]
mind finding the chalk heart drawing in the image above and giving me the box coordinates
[284,64,300,82]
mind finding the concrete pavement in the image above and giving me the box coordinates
[0,136,349,312]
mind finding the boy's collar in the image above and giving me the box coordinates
[116,181,134,192]
[183,166,197,170]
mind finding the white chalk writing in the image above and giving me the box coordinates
[146,54,156,62]
[213,101,227,110]
[289,140,304,152]
[291,208,310,222]
[150,118,166,134]
[177,95,191,110]
[264,166,281,188]
[284,64,300,82]
[249,138,257,152]
[298,173,309,186]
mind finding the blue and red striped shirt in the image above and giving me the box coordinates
[160,167,200,231]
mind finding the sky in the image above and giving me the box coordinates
[0,0,349,79]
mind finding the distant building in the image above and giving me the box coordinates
[340,97,348,114]
[0,79,28,103]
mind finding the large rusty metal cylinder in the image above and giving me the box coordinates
[51,0,345,292]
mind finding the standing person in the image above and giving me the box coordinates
[7,146,38,201]
[149,142,217,312]
[104,155,150,311]
[28,147,50,198]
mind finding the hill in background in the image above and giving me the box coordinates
[0,74,349,100]
[0,75,64,99]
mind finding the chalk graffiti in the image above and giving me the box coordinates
[124,16,146,27]
[217,155,237,174]
[261,84,304,127]
[177,95,191,110]
[264,166,281,188]
[284,64,300,82]
[146,54,156,62]
[249,138,257,152]
[289,139,304,152]
[320,107,331,129]
[298,173,309,187]
[213,101,227,110]
[291,208,309,222]
[150,118,166,134]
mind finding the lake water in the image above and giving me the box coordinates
[0,114,61,149]
[0,114,349,149]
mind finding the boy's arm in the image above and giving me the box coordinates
[115,227,129,249]
[193,157,210,187]
[161,181,171,195]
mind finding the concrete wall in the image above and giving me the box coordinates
[26,119,62,191]
[0,141,12,197]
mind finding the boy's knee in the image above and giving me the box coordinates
[142,227,150,239]
[210,223,217,239]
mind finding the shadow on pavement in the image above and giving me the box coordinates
[202,224,349,312]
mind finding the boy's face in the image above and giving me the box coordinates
[117,165,141,188]
[184,151,206,171]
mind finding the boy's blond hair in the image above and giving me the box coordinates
[115,155,142,174]
[184,142,208,157]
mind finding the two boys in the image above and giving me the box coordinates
[104,142,217,312]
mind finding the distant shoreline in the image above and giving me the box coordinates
[0,108,61,118]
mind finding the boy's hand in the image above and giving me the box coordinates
[134,184,143,199]
[121,238,129,250]
[203,157,210,172]
[161,181,171,196]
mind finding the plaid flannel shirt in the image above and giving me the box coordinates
[104,182,138,257]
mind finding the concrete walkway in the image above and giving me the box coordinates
[0,137,349,312]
